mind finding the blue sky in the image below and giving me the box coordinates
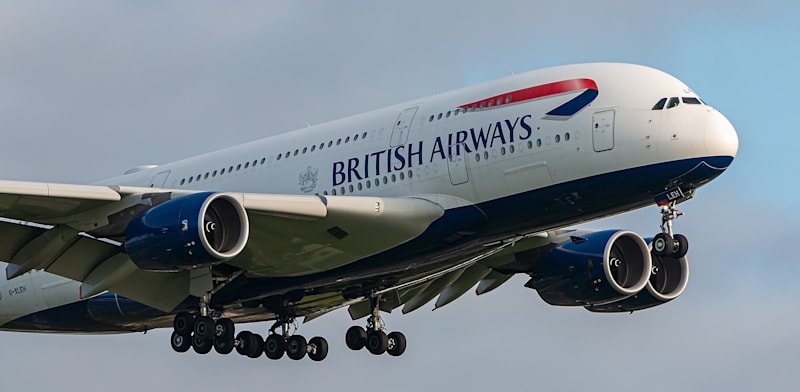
[0,1,797,390]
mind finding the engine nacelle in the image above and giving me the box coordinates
[125,192,249,271]
[524,230,651,306]
[585,241,689,313]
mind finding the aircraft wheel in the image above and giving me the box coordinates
[672,234,689,258]
[264,334,285,360]
[192,335,213,354]
[246,333,264,358]
[194,316,215,340]
[366,330,388,355]
[173,312,194,335]
[345,326,367,351]
[235,331,253,356]
[308,336,329,361]
[387,331,406,357]
[286,335,307,360]
[652,233,674,257]
[170,330,192,353]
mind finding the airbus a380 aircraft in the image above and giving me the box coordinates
[0,63,737,361]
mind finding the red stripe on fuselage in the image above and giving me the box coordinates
[458,78,598,111]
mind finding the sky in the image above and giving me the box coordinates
[1,1,798,390]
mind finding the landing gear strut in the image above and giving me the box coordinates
[653,202,689,258]
[345,293,407,357]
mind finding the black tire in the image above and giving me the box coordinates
[387,331,407,357]
[235,331,253,356]
[246,333,264,359]
[345,326,367,351]
[286,335,307,360]
[173,312,194,335]
[307,336,328,362]
[170,330,192,353]
[264,334,285,360]
[214,331,235,355]
[672,234,689,258]
[653,233,674,257]
[192,335,213,354]
[194,316,215,340]
[366,330,388,355]
[215,318,235,339]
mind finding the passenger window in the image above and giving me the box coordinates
[652,98,667,110]
[667,97,680,109]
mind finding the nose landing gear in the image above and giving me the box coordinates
[652,201,689,258]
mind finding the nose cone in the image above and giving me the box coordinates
[705,110,739,162]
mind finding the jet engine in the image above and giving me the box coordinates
[524,230,651,306]
[125,192,249,271]
[584,240,689,313]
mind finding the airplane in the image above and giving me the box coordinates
[0,63,738,361]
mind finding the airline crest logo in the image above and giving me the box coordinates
[299,166,319,193]
[458,78,598,118]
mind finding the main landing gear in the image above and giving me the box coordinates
[169,294,329,361]
[345,294,407,357]
[257,316,329,361]
[652,202,689,258]
[170,292,238,356]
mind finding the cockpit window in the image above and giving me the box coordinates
[666,97,680,109]
[652,98,667,110]
[682,97,702,105]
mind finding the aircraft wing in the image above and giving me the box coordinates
[0,180,445,312]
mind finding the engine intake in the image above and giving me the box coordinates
[524,230,651,306]
[585,240,689,313]
[125,192,249,271]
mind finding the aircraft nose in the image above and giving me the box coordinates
[705,109,739,160]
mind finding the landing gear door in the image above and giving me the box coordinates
[390,107,418,148]
[592,110,615,152]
